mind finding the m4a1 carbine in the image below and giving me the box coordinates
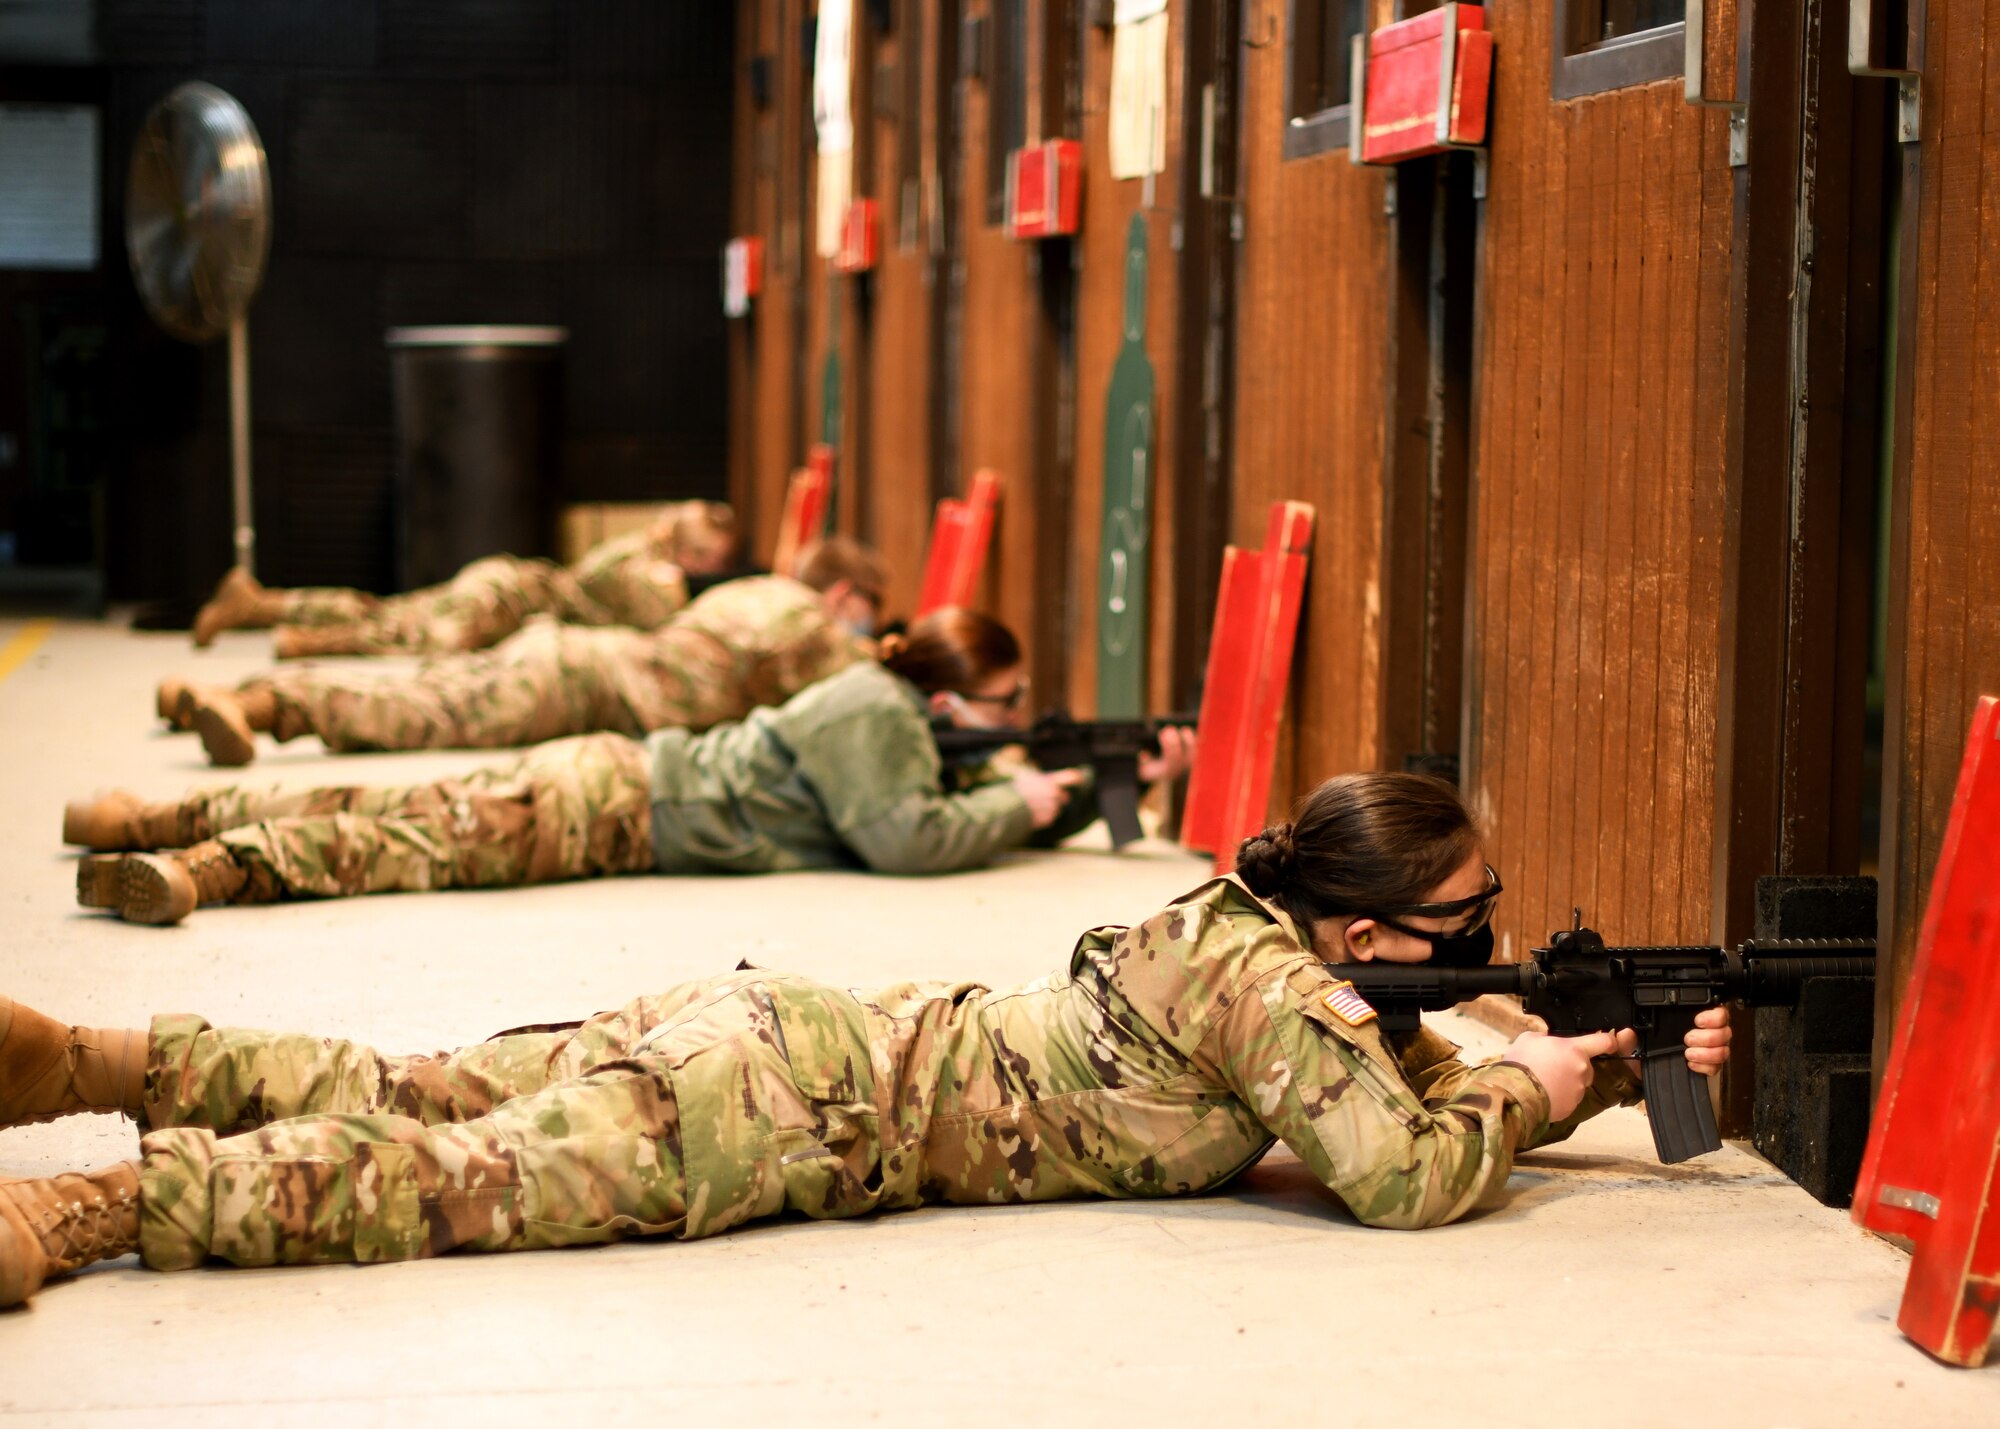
[931,712,1191,849]
[1327,918,1874,1164]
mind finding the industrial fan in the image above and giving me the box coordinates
[124,82,272,576]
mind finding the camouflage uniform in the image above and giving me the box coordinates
[247,575,867,755]
[130,877,1642,1273]
[274,525,694,656]
[193,733,654,901]
[566,528,695,631]
[173,663,1084,902]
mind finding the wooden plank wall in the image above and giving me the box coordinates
[1879,0,2000,1045]
[802,7,834,542]
[958,0,1063,689]
[728,2,762,539]
[833,16,878,545]
[731,0,812,565]
[735,2,1199,694]
[1067,12,1186,715]
[864,4,942,619]
[1229,4,1394,795]
[1466,23,1743,958]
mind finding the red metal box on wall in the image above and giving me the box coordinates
[1006,140,1082,240]
[835,199,879,273]
[1353,3,1492,166]
[721,236,763,318]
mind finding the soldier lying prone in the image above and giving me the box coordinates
[4,770,1724,1305]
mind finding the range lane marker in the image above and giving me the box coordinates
[0,619,55,686]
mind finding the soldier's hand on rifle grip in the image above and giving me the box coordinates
[1013,767,1086,828]
[1138,725,1197,784]
[1679,1006,1732,1077]
[1500,1030,1623,1120]
[1605,1008,1732,1082]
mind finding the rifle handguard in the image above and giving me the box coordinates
[1325,929,1874,1166]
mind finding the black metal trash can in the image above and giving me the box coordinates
[387,325,566,591]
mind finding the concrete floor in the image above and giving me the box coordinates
[0,615,1993,1425]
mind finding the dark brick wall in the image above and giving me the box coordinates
[89,0,734,598]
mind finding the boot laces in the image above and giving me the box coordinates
[37,1185,136,1267]
[181,845,243,895]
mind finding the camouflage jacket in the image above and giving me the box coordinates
[658,875,1642,1238]
[646,661,1101,874]
[567,526,689,630]
[639,574,870,717]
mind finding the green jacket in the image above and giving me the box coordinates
[645,661,1100,875]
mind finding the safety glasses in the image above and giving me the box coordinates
[1371,864,1503,938]
[953,677,1031,714]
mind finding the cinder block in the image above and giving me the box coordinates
[1751,875,1876,1208]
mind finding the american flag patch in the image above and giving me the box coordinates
[1320,981,1379,1027]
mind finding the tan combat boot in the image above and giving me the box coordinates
[62,791,200,852]
[156,677,192,730]
[76,841,254,926]
[0,999,146,1128]
[191,566,282,647]
[0,1162,143,1307]
[272,623,367,659]
[187,685,277,767]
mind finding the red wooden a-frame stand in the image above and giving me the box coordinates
[771,456,834,579]
[1179,500,1316,870]
[916,469,1002,615]
[1852,693,2000,1367]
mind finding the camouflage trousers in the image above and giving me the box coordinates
[197,733,654,900]
[135,972,892,1270]
[275,556,614,656]
[247,620,738,754]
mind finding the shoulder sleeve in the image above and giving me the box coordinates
[1200,964,1553,1229]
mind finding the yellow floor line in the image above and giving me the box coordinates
[0,618,55,685]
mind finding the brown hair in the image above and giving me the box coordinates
[666,501,738,560]
[877,607,1021,695]
[795,535,888,599]
[1235,772,1481,931]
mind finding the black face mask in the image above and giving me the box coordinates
[1373,918,1497,969]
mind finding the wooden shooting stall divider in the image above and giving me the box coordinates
[1852,694,2000,1368]
[769,462,833,578]
[1180,500,1316,870]
[915,469,1003,617]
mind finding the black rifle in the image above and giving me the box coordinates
[1327,917,1874,1164]
[931,712,1190,848]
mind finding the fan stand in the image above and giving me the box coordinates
[228,313,255,577]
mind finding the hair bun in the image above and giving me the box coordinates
[1234,822,1296,895]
